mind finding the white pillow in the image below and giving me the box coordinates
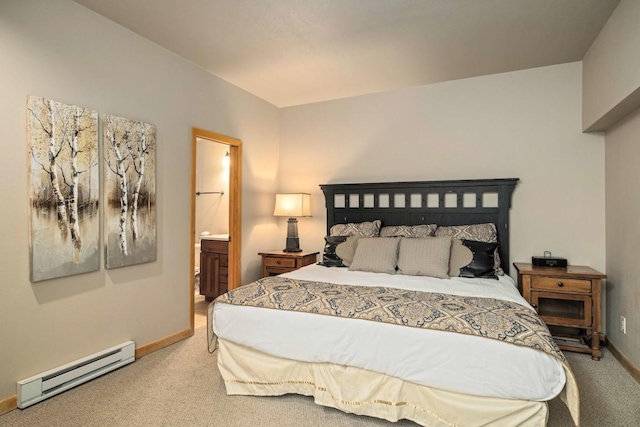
[348,237,399,274]
[396,237,452,279]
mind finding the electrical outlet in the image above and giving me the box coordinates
[620,316,627,334]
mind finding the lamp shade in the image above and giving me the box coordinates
[273,193,311,217]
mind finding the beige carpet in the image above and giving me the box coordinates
[1,326,638,427]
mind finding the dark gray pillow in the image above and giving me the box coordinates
[457,239,498,279]
[319,236,348,267]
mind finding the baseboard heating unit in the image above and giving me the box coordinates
[17,341,135,408]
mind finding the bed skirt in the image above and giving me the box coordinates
[217,338,549,427]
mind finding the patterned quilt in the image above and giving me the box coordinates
[207,276,579,424]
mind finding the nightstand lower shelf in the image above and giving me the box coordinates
[548,325,598,355]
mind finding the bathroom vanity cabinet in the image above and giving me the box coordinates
[200,238,229,300]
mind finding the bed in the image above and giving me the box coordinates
[208,178,579,427]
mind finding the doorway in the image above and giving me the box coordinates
[190,128,242,332]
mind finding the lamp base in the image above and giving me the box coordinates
[283,218,302,252]
[283,237,302,253]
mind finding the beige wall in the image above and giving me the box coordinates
[583,0,640,131]
[583,0,640,370]
[1,0,626,406]
[605,108,640,368]
[0,0,280,399]
[280,62,606,279]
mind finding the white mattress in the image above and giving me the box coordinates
[212,264,566,401]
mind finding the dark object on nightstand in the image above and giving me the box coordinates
[513,262,606,360]
[532,251,567,267]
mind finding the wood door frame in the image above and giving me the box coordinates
[190,128,242,332]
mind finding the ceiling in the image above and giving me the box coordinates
[73,0,620,108]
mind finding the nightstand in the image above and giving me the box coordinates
[513,263,606,360]
[259,250,319,278]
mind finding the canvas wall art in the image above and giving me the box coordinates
[28,96,100,282]
[103,114,157,269]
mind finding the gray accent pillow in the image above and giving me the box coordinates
[335,236,360,267]
[330,220,381,237]
[348,237,399,274]
[379,224,437,238]
[449,239,474,276]
[435,223,503,275]
[397,237,452,279]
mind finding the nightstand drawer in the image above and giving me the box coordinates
[531,277,591,293]
[263,256,296,268]
[259,250,320,279]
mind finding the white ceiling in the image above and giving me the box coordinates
[73,0,620,107]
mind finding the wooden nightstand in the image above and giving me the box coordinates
[259,250,319,278]
[514,263,606,360]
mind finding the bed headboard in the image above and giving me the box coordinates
[320,178,519,275]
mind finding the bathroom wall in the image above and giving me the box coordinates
[195,138,230,238]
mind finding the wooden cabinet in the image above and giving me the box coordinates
[200,239,229,300]
[259,250,319,278]
[514,263,606,360]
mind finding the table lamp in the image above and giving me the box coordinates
[273,193,311,252]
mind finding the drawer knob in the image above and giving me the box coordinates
[557,282,564,287]
[276,260,281,265]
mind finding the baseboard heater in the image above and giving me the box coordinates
[17,341,135,408]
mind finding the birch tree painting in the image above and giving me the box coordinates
[103,114,156,269]
[28,96,99,282]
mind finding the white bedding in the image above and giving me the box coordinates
[212,264,566,401]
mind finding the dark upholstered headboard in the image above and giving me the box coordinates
[320,178,519,275]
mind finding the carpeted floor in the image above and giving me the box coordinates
[1,326,638,427]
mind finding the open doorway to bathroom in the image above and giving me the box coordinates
[190,128,242,332]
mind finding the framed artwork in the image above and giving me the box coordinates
[103,114,157,269]
[27,96,99,282]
